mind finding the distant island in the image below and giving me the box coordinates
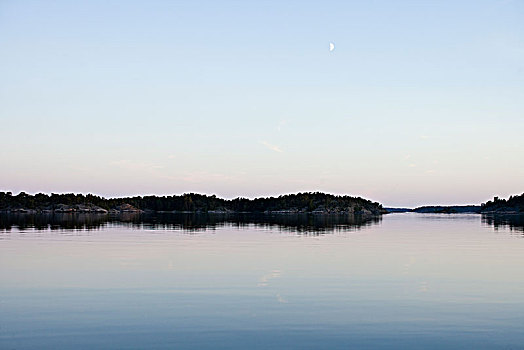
[412,205,481,214]
[0,191,386,216]
[385,206,481,213]
[385,193,524,214]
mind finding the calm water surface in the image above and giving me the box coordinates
[1,213,524,349]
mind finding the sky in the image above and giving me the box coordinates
[0,0,523,207]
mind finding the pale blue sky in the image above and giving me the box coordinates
[1,0,523,206]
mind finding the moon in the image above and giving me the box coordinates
[329,42,335,52]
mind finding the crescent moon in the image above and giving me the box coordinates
[329,42,335,52]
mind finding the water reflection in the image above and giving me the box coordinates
[0,213,109,231]
[482,214,524,233]
[2,214,524,350]
[0,212,381,233]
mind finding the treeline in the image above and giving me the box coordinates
[0,191,385,214]
[482,193,524,213]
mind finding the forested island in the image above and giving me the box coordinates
[481,193,524,213]
[0,191,386,215]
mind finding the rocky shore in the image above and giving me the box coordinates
[1,203,381,216]
[1,203,143,214]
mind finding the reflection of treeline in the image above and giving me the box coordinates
[482,193,524,213]
[0,191,385,214]
[0,213,108,231]
[482,214,524,233]
[226,213,381,233]
[0,212,381,233]
[133,212,382,233]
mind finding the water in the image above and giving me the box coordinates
[1,213,523,349]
